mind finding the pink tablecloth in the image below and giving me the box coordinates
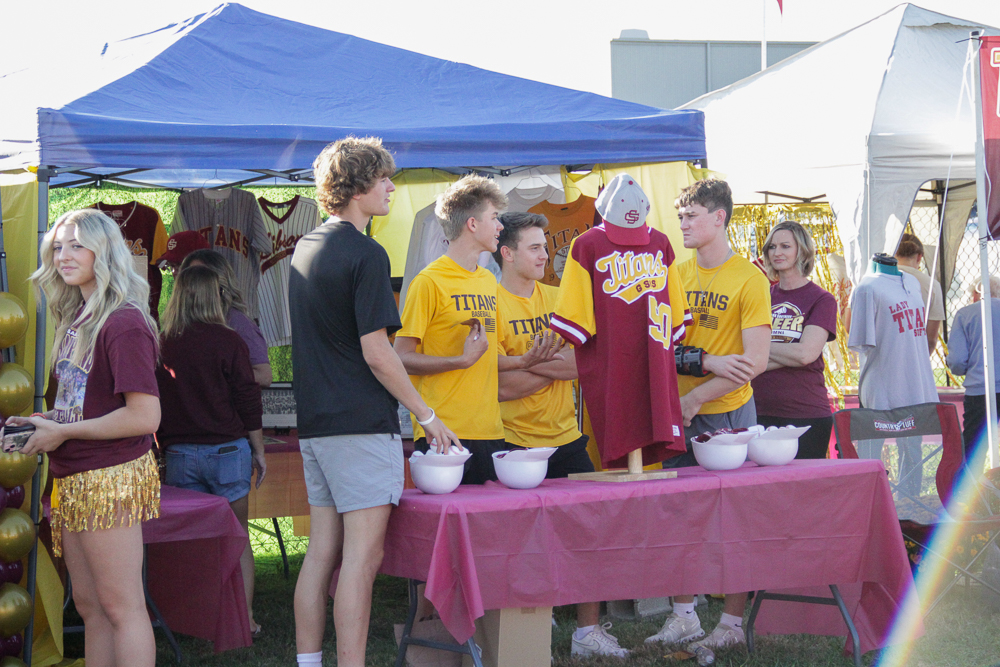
[144,485,252,652]
[380,458,915,654]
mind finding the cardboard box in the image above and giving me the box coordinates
[461,606,552,667]
[608,597,672,619]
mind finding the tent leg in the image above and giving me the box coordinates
[23,167,50,667]
[33,168,50,414]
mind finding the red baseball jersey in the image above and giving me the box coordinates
[551,224,691,468]
[91,201,168,320]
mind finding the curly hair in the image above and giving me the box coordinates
[675,178,733,227]
[313,136,396,215]
[434,175,507,242]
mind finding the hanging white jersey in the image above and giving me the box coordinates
[257,195,322,347]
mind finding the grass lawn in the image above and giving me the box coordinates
[59,520,1000,667]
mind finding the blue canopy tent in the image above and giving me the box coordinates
[0,3,705,184]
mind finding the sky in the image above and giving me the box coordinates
[2,0,1000,98]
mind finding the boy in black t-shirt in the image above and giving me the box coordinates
[289,136,458,667]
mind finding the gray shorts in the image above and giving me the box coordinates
[299,433,404,513]
[663,396,757,469]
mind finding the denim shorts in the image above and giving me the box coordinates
[165,438,252,503]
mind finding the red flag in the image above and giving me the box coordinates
[777,0,783,13]
[980,37,1000,238]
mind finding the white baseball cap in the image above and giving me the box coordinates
[595,174,651,246]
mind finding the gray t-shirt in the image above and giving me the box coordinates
[848,272,938,410]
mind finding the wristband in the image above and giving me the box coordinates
[675,346,709,378]
[416,408,436,426]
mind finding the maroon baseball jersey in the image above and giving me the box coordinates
[91,201,168,320]
[551,224,691,468]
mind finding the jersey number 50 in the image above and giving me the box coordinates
[647,296,673,350]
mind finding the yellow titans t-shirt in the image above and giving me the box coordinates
[677,254,771,414]
[498,283,582,447]
[397,255,504,440]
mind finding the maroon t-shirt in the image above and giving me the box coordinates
[156,322,262,449]
[751,281,837,418]
[50,307,159,478]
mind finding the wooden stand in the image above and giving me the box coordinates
[568,449,678,483]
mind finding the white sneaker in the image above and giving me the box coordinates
[690,622,745,650]
[644,613,705,644]
[571,622,629,658]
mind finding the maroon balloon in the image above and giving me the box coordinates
[0,487,8,514]
[4,561,22,585]
[4,486,23,511]
[3,633,22,657]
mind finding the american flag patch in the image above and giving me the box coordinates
[699,313,719,330]
[484,317,496,333]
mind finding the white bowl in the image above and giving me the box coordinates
[492,450,551,489]
[747,438,799,466]
[409,454,468,494]
[692,440,748,471]
[747,426,810,466]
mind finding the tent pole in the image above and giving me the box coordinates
[23,166,51,667]
[935,181,949,349]
[33,169,49,414]
[761,0,767,72]
[972,31,998,469]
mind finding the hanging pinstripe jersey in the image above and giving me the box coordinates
[551,224,691,468]
[257,196,322,347]
[173,188,270,320]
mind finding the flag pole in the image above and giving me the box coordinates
[972,29,999,469]
[761,0,767,71]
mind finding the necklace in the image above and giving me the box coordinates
[695,249,734,295]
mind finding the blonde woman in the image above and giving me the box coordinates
[156,265,266,635]
[751,220,838,459]
[4,209,161,667]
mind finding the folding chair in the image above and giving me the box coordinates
[834,402,1000,615]
[394,579,484,667]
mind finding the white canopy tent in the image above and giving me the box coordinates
[682,3,997,287]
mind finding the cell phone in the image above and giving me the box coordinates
[1,424,35,454]
[218,445,239,454]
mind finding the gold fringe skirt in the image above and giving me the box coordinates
[51,449,160,557]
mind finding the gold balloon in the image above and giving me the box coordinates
[0,454,35,491]
[0,584,31,638]
[0,658,26,667]
[0,294,27,350]
[0,511,34,565]
[0,365,32,419]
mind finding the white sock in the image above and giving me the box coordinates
[297,651,322,665]
[574,625,596,640]
[673,602,696,618]
[719,612,743,629]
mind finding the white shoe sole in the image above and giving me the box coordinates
[571,642,629,657]
[644,628,705,645]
